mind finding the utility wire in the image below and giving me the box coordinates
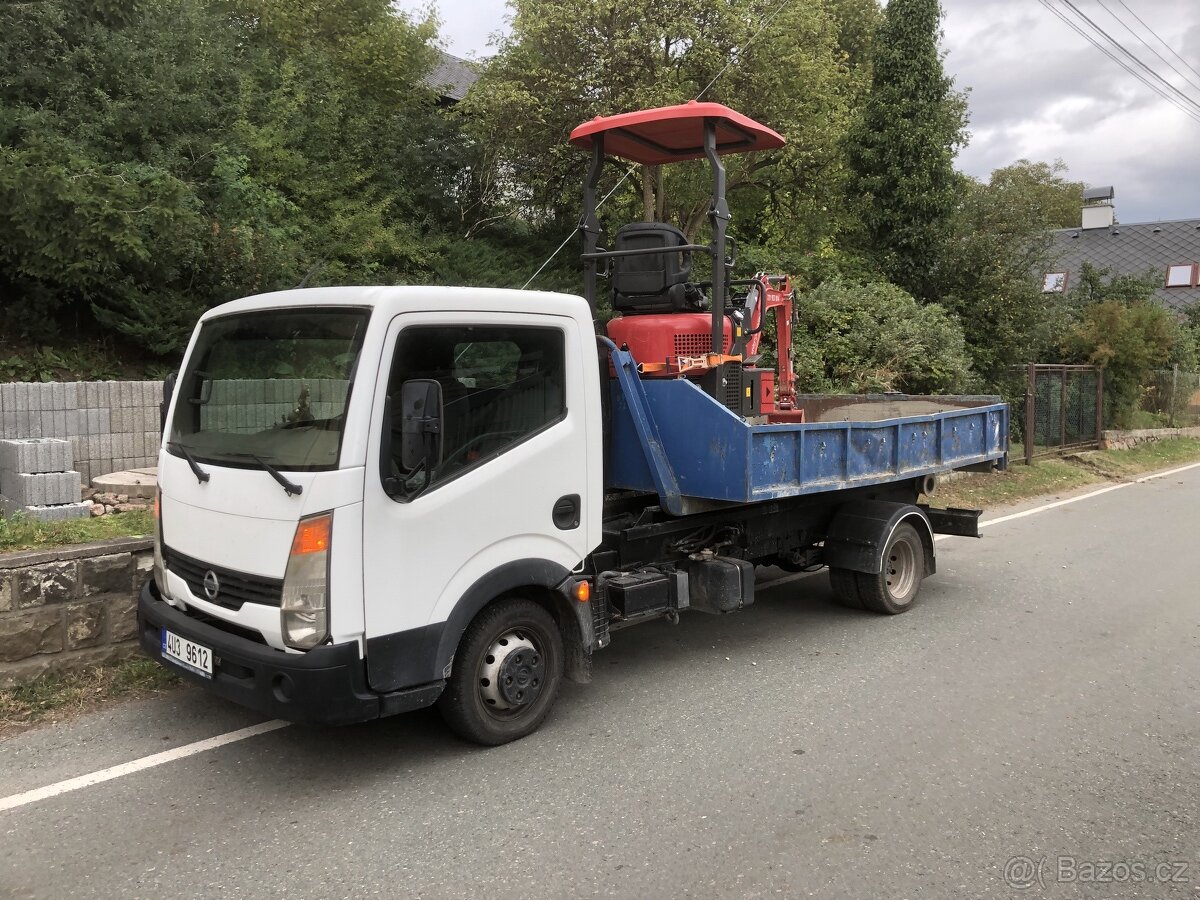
[693,0,792,102]
[1039,0,1200,123]
[521,0,792,288]
[1038,0,1200,126]
[1053,0,1200,117]
[520,170,635,290]
[1094,0,1200,96]
[1113,0,1200,89]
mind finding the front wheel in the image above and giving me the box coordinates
[438,597,564,745]
[854,522,925,614]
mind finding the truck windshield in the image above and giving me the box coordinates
[168,307,370,471]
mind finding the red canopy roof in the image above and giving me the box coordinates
[569,101,785,166]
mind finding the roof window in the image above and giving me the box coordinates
[1165,264,1197,288]
[1042,272,1068,293]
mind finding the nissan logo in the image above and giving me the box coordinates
[203,570,221,601]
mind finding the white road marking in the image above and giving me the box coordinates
[3,461,1198,814]
[1133,460,1200,482]
[977,459,1200,530]
[930,460,1200,541]
[0,719,289,814]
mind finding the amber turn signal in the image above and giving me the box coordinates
[291,513,332,556]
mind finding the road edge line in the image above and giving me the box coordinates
[933,459,1200,539]
[0,719,289,814]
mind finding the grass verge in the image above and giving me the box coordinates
[935,438,1200,510]
[0,509,154,553]
[0,655,179,737]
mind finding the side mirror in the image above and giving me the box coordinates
[160,372,178,434]
[399,379,443,472]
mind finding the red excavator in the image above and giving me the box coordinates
[569,100,802,420]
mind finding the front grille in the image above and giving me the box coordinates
[183,606,270,646]
[164,547,283,611]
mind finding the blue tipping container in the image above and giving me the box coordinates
[605,347,1008,514]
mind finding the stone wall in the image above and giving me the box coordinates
[0,382,163,484]
[0,537,152,686]
[1099,425,1200,451]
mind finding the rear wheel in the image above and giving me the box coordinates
[438,597,564,745]
[855,522,925,614]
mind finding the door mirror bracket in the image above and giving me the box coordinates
[399,379,444,473]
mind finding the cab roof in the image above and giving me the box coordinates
[200,286,590,322]
[568,101,785,166]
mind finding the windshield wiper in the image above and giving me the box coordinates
[253,454,303,496]
[225,453,303,497]
[168,442,210,485]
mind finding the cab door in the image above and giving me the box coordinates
[361,310,595,690]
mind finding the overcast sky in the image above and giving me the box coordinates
[397,0,1200,225]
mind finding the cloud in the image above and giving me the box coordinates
[943,0,1200,222]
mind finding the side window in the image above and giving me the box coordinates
[383,324,566,495]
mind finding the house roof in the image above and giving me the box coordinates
[425,50,479,103]
[1048,218,1200,311]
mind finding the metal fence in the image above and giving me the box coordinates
[1139,367,1200,427]
[1019,364,1103,463]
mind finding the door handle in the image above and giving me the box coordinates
[552,494,580,530]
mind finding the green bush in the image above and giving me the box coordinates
[792,279,971,394]
[1064,298,1188,429]
[1063,266,1197,429]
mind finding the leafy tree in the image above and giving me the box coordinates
[461,0,877,286]
[0,0,451,356]
[1063,267,1194,427]
[845,0,967,302]
[791,279,971,394]
[986,160,1083,230]
[1182,302,1200,363]
[935,162,1085,391]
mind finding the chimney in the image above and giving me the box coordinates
[1082,185,1115,229]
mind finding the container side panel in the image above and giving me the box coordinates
[605,373,1008,505]
[847,426,896,481]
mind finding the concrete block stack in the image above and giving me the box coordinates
[0,439,90,521]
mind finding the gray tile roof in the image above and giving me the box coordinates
[425,51,479,103]
[1048,218,1200,311]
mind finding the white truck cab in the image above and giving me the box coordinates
[140,286,604,743]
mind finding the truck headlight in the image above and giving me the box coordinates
[282,512,331,650]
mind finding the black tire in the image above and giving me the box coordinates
[437,597,564,746]
[828,567,863,609]
[855,522,925,615]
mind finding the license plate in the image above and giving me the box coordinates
[161,629,213,679]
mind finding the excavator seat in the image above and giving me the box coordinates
[611,223,706,314]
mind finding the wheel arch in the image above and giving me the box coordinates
[823,500,935,577]
[366,558,589,693]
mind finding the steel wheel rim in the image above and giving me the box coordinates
[477,627,546,718]
[885,532,919,601]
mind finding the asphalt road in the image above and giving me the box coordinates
[2,467,1199,899]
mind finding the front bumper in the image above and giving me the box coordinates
[138,581,443,726]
